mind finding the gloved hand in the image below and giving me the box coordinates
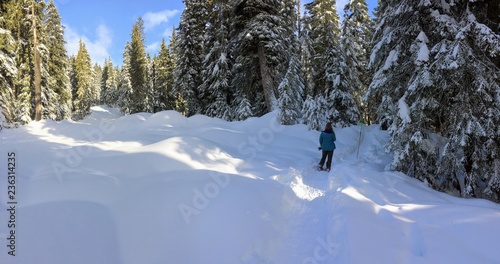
[318,146,322,150]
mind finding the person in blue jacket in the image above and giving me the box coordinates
[318,123,336,172]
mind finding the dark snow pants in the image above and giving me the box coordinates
[319,150,334,170]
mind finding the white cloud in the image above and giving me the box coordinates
[146,41,160,55]
[162,27,174,39]
[143,9,180,31]
[64,23,113,65]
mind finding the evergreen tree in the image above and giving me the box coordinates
[128,17,149,114]
[72,40,93,119]
[100,58,119,106]
[277,0,304,125]
[118,42,133,114]
[144,54,154,113]
[199,0,233,120]
[278,55,304,125]
[367,0,414,130]
[324,41,359,127]
[341,0,374,123]
[43,0,72,120]
[231,0,290,115]
[91,63,102,105]
[31,0,45,122]
[15,54,32,123]
[154,39,175,111]
[301,94,327,131]
[369,0,500,202]
[68,55,77,102]
[100,58,110,104]
[299,15,315,97]
[301,0,358,128]
[172,0,207,116]
[232,89,253,121]
[303,0,340,96]
[4,0,33,124]
[434,1,500,201]
[0,0,17,126]
[2,0,70,123]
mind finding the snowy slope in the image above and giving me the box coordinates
[1,106,499,264]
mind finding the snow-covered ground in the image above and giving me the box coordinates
[1,106,499,264]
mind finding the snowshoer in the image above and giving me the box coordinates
[318,123,336,172]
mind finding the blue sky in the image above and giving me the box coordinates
[56,0,377,66]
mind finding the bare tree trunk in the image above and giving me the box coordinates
[257,43,277,111]
[32,1,42,121]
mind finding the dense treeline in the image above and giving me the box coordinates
[0,0,499,201]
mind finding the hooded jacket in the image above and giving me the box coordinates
[319,129,336,151]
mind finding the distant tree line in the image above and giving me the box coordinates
[0,0,499,202]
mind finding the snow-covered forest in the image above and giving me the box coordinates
[0,0,499,202]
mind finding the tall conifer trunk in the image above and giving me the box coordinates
[32,1,42,121]
[258,43,277,111]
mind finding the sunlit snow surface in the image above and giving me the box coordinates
[1,106,499,264]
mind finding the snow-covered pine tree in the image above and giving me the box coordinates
[43,0,72,120]
[172,0,207,116]
[153,39,175,112]
[14,56,32,124]
[303,0,340,97]
[370,0,500,202]
[128,17,149,114]
[341,0,374,123]
[301,94,327,131]
[72,40,93,119]
[5,0,33,124]
[28,0,54,121]
[278,55,304,125]
[198,0,233,120]
[231,0,290,115]
[302,0,358,128]
[389,30,441,186]
[100,58,119,107]
[299,16,315,98]
[324,41,359,127]
[232,89,253,121]
[0,106,7,129]
[149,55,158,111]
[432,0,500,201]
[31,0,44,122]
[2,0,70,123]
[118,42,133,114]
[367,0,418,131]
[91,63,102,106]
[144,54,154,113]
[368,0,452,190]
[277,0,304,125]
[0,2,18,126]
[0,14,9,129]
[110,65,120,103]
